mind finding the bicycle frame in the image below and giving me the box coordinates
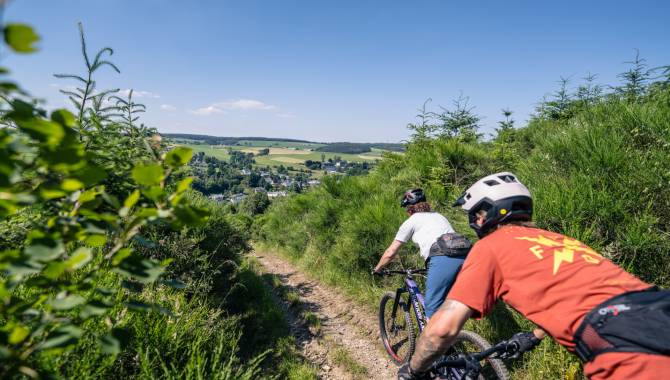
[391,272,428,332]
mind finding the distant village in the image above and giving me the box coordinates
[208,169,321,205]
[187,150,371,205]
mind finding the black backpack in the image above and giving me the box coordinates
[428,232,473,258]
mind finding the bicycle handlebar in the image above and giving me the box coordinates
[377,268,427,276]
[430,338,522,372]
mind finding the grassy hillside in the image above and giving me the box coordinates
[257,76,670,378]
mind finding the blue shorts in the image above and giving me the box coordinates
[424,255,465,318]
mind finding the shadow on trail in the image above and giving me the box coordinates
[259,269,327,349]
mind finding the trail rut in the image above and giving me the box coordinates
[251,250,397,380]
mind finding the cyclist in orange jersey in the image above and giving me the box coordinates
[398,172,670,380]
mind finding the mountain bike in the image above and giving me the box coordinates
[377,268,509,380]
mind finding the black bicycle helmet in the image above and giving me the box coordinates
[400,188,426,208]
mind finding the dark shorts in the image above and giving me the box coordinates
[424,255,465,317]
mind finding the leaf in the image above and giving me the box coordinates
[4,23,40,53]
[42,261,66,280]
[80,300,111,319]
[84,234,107,247]
[131,164,164,186]
[61,178,84,191]
[65,247,92,270]
[78,187,102,204]
[175,177,193,194]
[121,280,144,293]
[142,186,164,202]
[24,234,64,261]
[51,109,76,127]
[49,294,85,310]
[111,248,133,266]
[173,204,210,226]
[9,325,30,344]
[100,328,130,355]
[113,252,165,283]
[14,118,65,146]
[165,147,193,168]
[162,279,186,289]
[40,325,82,350]
[72,164,107,187]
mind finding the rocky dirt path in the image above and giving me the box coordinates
[251,250,397,380]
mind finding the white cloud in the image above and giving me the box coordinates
[119,89,160,99]
[191,105,226,116]
[220,99,277,111]
[160,104,177,111]
[190,98,278,116]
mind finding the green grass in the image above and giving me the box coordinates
[330,346,368,379]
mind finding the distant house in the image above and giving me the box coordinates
[308,179,321,186]
[267,191,288,198]
[209,194,225,202]
[260,171,270,177]
[254,187,267,193]
[229,193,247,204]
[281,179,293,187]
[323,163,338,173]
[240,169,251,175]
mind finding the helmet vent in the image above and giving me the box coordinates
[498,175,516,183]
[484,180,500,186]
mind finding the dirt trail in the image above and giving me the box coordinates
[251,250,397,380]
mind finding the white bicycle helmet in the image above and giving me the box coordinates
[453,172,532,237]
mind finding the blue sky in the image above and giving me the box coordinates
[6,0,670,142]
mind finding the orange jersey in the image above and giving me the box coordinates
[447,225,650,349]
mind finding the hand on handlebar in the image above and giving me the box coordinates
[372,269,385,277]
[502,331,541,359]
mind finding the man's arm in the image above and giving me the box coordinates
[409,299,473,373]
[374,240,403,272]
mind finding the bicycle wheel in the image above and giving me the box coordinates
[444,330,510,380]
[379,291,415,365]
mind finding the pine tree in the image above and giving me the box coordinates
[54,22,120,135]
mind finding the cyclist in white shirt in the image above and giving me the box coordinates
[373,189,470,318]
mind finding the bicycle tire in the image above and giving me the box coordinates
[379,291,415,365]
[451,330,510,380]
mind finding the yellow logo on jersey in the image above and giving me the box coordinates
[515,235,602,275]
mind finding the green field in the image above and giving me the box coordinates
[182,144,231,160]
[183,143,382,171]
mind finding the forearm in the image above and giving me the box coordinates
[374,252,395,271]
[409,326,460,372]
[374,240,402,272]
[409,300,472,372]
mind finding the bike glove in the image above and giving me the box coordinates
[397,363,428,380]
[372,269,383,277]
[507,331,541,358]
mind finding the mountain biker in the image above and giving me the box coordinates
[398,172,670,380]
[373,189,471,320]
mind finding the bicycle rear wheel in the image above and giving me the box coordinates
[441,330,509,380]
[379,291,415,365]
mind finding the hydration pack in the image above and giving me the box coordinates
[429,233,473,258]
[574,287,670,362]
